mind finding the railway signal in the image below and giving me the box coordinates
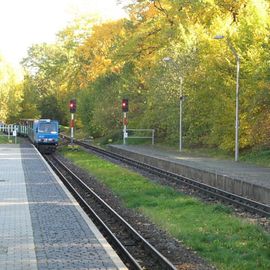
[69,99,77,113]
[122,98,129,144]
[122,99,128,112]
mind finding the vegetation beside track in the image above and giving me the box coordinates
[0,135,18,144]
[61,127,270,168]
[60,147,270,270]
[0,136,8,143]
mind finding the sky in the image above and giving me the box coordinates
[0,0,127,69]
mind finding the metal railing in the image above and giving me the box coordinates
[123,129,155,145]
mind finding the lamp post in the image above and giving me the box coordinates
[163,57,184,152]
[214,35,240,161]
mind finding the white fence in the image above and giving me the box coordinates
[123,129,155,145]
[0,124,18,143]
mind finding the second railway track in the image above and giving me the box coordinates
[61,136,270,218]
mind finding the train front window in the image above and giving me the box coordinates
[38,123,57,133]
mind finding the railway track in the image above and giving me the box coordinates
[45,154,177,270]
[61,136,270,218]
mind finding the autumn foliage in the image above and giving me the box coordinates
[11,0,270,151]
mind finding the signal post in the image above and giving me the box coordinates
[122,99,128,145]
[69,99,77,145]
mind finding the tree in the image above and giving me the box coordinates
[0,56,22,123]
[18,0,270,151]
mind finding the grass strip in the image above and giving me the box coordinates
[60,147,270,270]
[0,135,16,144]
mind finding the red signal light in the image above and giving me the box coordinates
[69,99,77,113]
[122,99,128,112]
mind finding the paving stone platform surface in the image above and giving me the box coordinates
[0,144,127,270]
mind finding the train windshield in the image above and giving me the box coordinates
[38,122,58,133]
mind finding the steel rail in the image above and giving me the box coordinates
[62,135,270,218]
[45,154,177,270]
[44,155,141,270]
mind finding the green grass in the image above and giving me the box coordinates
[60,147,270,270]
[0,135,19,144]
[239,149,270,167]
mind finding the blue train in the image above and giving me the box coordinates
[18,119,59,153]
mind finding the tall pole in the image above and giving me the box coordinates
[235,55,240,162]
[123,112,127,145]
[227,39,240,162]
[69,99,76,146]
[71,113,74,145]
[179,77,183,152]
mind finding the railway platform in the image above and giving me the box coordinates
[109,144,270,205]
[0,144,127,270]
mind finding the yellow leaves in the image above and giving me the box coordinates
[257,81,270,90]
[251,0,269,23]
[128,1,157,22]
[110,65,122,74]
[59,82,69,95]
[0,58,22,122]
[77,19,126,83]
[139,1,164,20]
[87,56,112,81]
